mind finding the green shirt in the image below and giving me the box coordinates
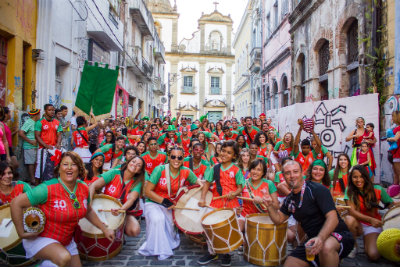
[101,168,142,194]
[312,145,328,159]
[344,184,393,204]
[247,179,277,194]
[21,118,38,149]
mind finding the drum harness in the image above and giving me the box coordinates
[245,180,265,213]
[118,171,141,216]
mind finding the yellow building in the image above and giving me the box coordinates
[0,0,37,123]
[384,0,398,96]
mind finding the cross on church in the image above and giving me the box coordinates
[213,1,219,10]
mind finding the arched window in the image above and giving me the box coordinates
[209,31,222,51]
[281,75,288,107]
[296,53,306,103]
[347,20,359,96]
[273,80,279,109]
[265,86,270,111]
[318,40,329,100]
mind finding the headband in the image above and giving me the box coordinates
[312,159,326,168]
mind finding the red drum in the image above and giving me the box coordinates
[173,185,212,244]
[74,194,125,261]
[302,118,314,133]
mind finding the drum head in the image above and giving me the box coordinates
[247,214,273,224]
[202,209,234,225]
[0,205,19,250]
[79,195,125,235]
[173,186,212,234]
[383,206,400,230]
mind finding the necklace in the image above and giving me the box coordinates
[58,178,80,209]
[288,182,306,213]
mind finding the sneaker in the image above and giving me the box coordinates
[221,254,231,267]
[198,253,218,265]
[348,246,357,258]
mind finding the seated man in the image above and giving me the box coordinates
[263,160,354,267]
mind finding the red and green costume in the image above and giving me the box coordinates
[101,169,142,204]
[0,181,31,204]
[100,144,124,163]
[241,179,276,217]
[183,157,211,181]
[239,126,260,146]
[141,150,168,175]
[34,118,62,148]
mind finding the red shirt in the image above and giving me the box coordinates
[241,179,274,217]
[27,179,89,246]
[181,136,191,157]
[0,181,30,204]
[35,118,62,148]
[141,151,167,175]
[240,126,259,146]
[73,128,89,147]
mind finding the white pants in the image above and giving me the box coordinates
[72,147,91,163]
[138,202,180,260]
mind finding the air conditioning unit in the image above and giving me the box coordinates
[32,49,44,60]
[161,96,167,104]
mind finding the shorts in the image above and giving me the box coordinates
[24,148,37,164]
[361,223,382,235]
[22,236,78,259]
[289,231,354,265]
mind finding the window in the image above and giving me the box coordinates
[209,31,222,51]
[281,75,288,107]
[274,2,279,30]
[266,13,271,40]
[273,80,279,109]
[281,0,289,17]
[183,76,193,93]
[210,77,221,94]
[319,41,330,76]
[347,20,358,64]
[208,111,223,124]
[349,69,359,96]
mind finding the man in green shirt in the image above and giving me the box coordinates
[19,109,41,184]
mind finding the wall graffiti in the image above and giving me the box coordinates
[266,93,381,181]
[49,95,61,108]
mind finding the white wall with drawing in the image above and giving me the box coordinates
[265,93,383,182]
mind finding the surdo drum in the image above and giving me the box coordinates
[74,194,125,261]
[382,205,400,231]
[243,214,287,266]
[201,208,243,254]
[173,185,212,245]
[0,205,36,266]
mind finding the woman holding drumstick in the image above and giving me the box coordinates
[89,156,146,237]
[139,146,201,260]
[198,141,245,266]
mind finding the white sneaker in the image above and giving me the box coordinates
[348,246,357,258]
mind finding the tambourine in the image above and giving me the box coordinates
[23,207,46,233]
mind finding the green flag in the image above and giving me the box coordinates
[74,61,119,120]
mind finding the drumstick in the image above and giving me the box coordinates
[98,209,126,213]
[173,207,200,211]
[335,205,351,209]
[212,195,228,200]
[237,196,268,210]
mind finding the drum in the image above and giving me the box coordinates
[243,214,287,266]
[0,205,36,267]
[382,205,400,231]
[333,195,348,218]
[173,185,213,245]
[377,228,400,262]
[201,208,243,254]
[74,194,125,261]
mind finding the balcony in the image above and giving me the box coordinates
[210,87,221,95]
[249,47,261,73]
[142,57,154,78]
[154,36,166,63]
[86,0,123,51]
[181,86,196,94]
[129,0,155,38]
[152,81,166,96]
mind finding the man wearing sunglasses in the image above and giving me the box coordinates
[263,160,354,267]
[183,143,211,181]
[141,137,168,175]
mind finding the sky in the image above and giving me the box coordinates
[174,0,248,41]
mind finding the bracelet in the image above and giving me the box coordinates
[161,198,174,208]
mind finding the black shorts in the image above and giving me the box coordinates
[289,231,354,265]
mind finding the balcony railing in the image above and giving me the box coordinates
[210,87,221,95]
[129,0,155,37]
[181,86,196,94]
[142,57,153,77]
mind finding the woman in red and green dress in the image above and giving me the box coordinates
[95,136,125,170]
[272,132,293,171]
[344,165,394,261]
[183,143,211,181]
[11,152,114,267]
[139,146,200,260]
[306,159,332,193]
[238,159,279,231]
[198,141,244,265]
[0,162,30,205]
[71,116,98,163]
[329,153,351,197]
[89,156,146,237]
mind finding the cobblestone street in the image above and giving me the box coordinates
[77,220,397,267]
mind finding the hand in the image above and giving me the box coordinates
[111,209,120,216]
[29,140,37,146]
[177,112,181,117]
[262,195,273,207]
[45,145,54,150]
[306,236,323,255]
[370,218,383,228]
[198,200,206,207]
[19,231,41,239]
[227,192,236,200]
[253,196,264,205]
[103,228,115,242]
[6,156,11,163]
[167,205,176,210]
[66,121,71,127]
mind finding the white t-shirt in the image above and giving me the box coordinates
[70,116,77,128]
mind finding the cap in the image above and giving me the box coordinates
[190,123,199,131]
[28,109,40,116]
[167,125,177,132]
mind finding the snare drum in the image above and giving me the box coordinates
[244,214,287,266]
[173,185,212,245]
[75,194,125,261]
[0,205,36,267]
[201,208,243,254]
[382,205,400,231]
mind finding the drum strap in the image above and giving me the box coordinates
[338,178,345,193]
[165,164,172,197]
[189,156,194,171]
[244,127,253,143]
[213,164,223,196]
[245,180,264,213]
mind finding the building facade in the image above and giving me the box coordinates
[289,0,369,103]
[0,0,37,135]
[146,0,235,121]
[261,0,292,112]
[233,1,252,119]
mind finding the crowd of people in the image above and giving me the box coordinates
[0,103,399,267]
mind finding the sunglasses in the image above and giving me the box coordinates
[170,155,183,160]
[69,193,81,209]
